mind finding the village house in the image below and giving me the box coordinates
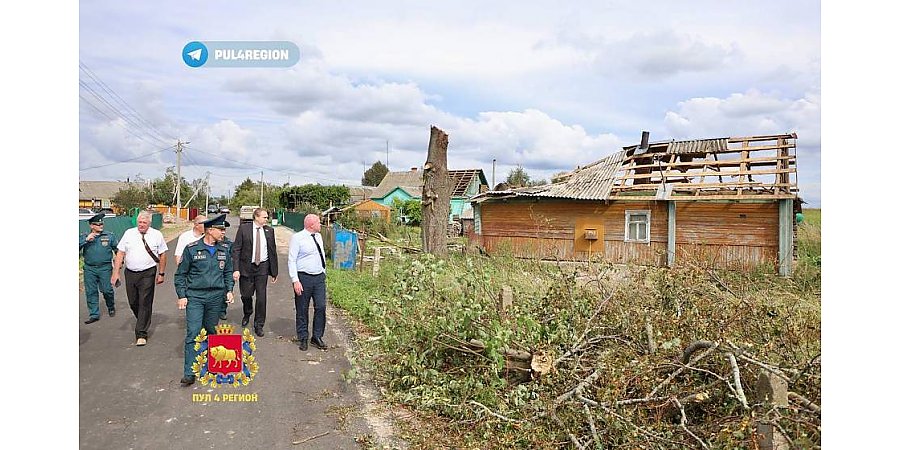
[469,133,800,275]
[371,167,489,222]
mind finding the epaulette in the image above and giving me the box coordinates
[186,240,201,248]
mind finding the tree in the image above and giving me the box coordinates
[228,178,284,210]
[506,165,547,187]
[148,167,194,206]
[391,198,422,225]
[279,184,350,211]
[361,160,389,186]
[111,184,150,212]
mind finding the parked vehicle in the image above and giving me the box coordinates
[219,206,231,214]
[239,205,258,223]
[93,207,116,217]
[207,206,219,214]
[79,208,95,221]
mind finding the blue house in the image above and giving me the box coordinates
[371,167,489,222]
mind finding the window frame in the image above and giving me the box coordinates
[624,210,651,244]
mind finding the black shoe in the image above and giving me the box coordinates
[254,326,264,338]
[241,315,250,327]
[108,310,116,317]
[180,376,196,386]
[298,340,308,351]
[311,337,327,350]
[84,317,100,324]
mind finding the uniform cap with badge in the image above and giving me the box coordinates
[88,213,105,225]
[203,214,230,230]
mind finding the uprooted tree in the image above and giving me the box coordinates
[421,126,450,258]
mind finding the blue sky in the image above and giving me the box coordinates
[78,0,821,205]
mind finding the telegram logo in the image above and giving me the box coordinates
[181,41,299,68]
[182,41,208,67]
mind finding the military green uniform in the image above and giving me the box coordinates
[175,238,235,378]
[79,228,119,319]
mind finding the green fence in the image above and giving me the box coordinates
[282,212,307,232]
[78,213,163,240]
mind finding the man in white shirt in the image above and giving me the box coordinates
[111,211,168,346]
[287,214,327,351]
[174,215,206,265]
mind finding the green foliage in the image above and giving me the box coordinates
[110,185,149,212]
[148,167,195,206]
[361,160,389,187]
[280,184,350,211]
[391,198,422,225]
[329,250,821,448]
[505,165,547,187]
[228,178,283,210]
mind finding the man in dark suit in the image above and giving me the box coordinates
[231,208,278,337]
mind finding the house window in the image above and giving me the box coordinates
[625,210,650,243]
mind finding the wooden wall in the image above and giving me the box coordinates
[477,199,779,270]
[673,202,779,270]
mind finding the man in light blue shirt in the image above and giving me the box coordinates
[287,214,328,351]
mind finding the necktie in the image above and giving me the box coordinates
[141,232,160,263]
[312,233,325,270]
[254,226,261,264]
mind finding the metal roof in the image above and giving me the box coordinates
[472,151,626,202]
[668,138,729,155]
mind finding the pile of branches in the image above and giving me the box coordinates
[350,254,821,448]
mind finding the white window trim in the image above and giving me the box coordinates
[625,210,651,244]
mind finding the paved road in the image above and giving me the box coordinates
[79,217,393,449]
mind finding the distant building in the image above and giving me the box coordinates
[79,181,132,211]
[371,167,488,222]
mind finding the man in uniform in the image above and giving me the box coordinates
[79,213,118,324]
[174,214,235,386]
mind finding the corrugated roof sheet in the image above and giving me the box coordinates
[472,151,626,201]
[79,181,133,200]
[668,138,728,155]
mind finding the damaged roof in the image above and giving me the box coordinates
[472,133,798,203]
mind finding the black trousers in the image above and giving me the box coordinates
[124,267,156,339]
[239,259,269,327]
[294,272,326,341]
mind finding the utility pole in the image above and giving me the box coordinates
[259,171,264,207]
[386,139,390,170]
[175,140,189,219]
[205,172,210,214]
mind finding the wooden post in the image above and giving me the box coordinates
[373,247,382,276]
[667,201,676,267]
[778,199,793,277]
[421,126,450,257]
[499,286,513,312]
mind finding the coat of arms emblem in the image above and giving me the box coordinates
[191,324,259,387]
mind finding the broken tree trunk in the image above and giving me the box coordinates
[421,126,450,258]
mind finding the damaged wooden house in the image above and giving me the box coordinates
[469,133,801,275]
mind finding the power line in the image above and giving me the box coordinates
[79,147,171,171]
[79,94,176,150]
[79,61,177,142]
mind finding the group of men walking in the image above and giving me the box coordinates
[78,209,330,386]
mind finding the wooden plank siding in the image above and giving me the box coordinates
[673,202,779,271]
[477,199,780,271]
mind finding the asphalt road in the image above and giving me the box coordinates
[79,217,388,449]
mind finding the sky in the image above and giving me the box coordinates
[78,0,822,206]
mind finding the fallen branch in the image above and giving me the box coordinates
[788,391,821,414]
[650,344,717,398]
[673,397,710,450]
[292,431,329,445]
[725,352,750,410]
[375,232,421,253]
[469,400,522,423]
[582,403,601,447]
